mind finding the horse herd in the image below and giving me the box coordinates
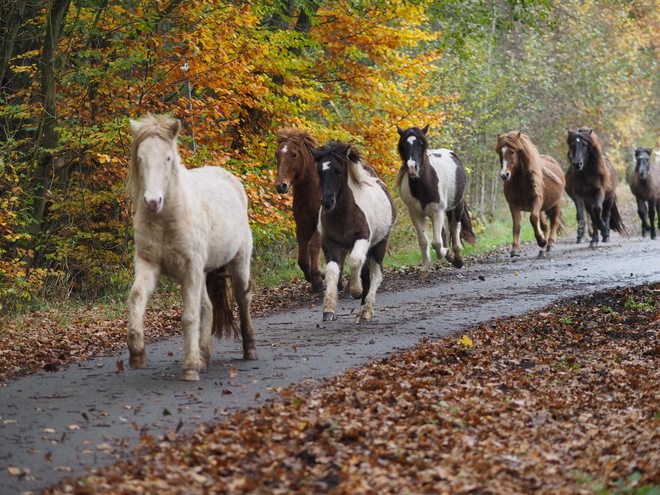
[125,115,657,380]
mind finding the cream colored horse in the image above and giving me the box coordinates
[127,115,257,381]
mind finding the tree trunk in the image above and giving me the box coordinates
[0,0,28,89]
[26,0,71,266]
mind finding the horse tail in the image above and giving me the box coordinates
[459,202,477,245]
[206,267,239,339]
[608,198,629,237]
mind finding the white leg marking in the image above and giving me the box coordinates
[431,211,448,259]
[323,261,340,314]
[349,239,370,299]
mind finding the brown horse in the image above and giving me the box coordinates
[273,128,325,292]
[629,147,660,239]
[495,131,565,257]
[565,127,627,247]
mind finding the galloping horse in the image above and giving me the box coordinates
[629,147,660,239]
[565,127,627,247]
[312,141,396,323]
[127,115,257,381]
[396,125,475,273]
[495,131,565,257]
[273,128,324,292]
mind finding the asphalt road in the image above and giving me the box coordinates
[2,233,660,494]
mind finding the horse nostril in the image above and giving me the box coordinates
[275,183,289,194]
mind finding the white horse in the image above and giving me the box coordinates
[127,114,257,381]
[396,125,475,275]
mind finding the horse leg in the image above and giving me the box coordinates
[228,251,258,361]
[180,267,206,381]
[599,199,612,243]
[509,206,522,257]
[321,242,343,321]
[448,206,464,268]
[547,205,561,252]
[127,257,160,368]
[356,240,387,324]
[348,239,369,299]
[653,199,660,240]
[529,200,548,250]
[199,282,213,369]
[442,215,454,265]
[296,229,313,283]
[430,209,449,261]
[637,198,650,237]
[307,230,324,293]
[574,198,586,243]
[410,212,432,276]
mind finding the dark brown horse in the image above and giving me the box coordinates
[312,141,396,323]
[495,131,565,257]
[629,147,660,239]
[274,128,325,292]
[565,127,627,247]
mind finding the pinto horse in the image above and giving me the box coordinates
[565,127,627,247]
[312,141,396,323]
[629,147,660,239]
[273,128,324,292]
[127,115,257,381]
[495,131,565,257]
[396,125,475,273]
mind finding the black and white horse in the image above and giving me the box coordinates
[312,140,396,323]
[396,125,475,274]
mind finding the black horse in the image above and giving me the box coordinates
[629,147,660,239]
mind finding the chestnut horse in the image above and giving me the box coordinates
[495,131,565,257]
[396,125,475,273]
[565,127,627,247]
[629,146,660,239]
[312,141,396,323]
[273,128,324,292]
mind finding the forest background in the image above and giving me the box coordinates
[0,0,659,312]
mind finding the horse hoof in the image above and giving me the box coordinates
[537,250,547,259]
[181,369,200,381]
[129,352,147,368]
[546,244,554,252]
[510,250,521,257]
[355,310,373,324]
[420,269,430,278]
[452,257,464,269]
[323,312,336,322]
[537,239,547,248]
[602,236,610,243]
[311,281,324,293]
[589,241,598,248]
[243,349,258,360]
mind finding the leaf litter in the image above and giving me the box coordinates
[40,283,660,494]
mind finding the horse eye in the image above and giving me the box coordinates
[292,152,298,158]
[335,169,341,176]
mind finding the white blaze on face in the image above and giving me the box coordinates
[500,145,510,178]
[281,144,288,153]
[406,135,418,173]
[322,161,331,171]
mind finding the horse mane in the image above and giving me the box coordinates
[316,140,374,186]
[127,114,181,199]
[496,131,544,197]
[276,127,318,150]
[569,127,612,190]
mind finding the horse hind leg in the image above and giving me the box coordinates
[356,240,387,324]
[410,212,432,276]
[227,253,258,361]
[127,258,160,368]
[307,230,324,293]
[448,207,464,268]
[348,239,370,299]
[637,198,650,237]
[430,210,449,261]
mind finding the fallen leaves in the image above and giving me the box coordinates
[41,284,660,495]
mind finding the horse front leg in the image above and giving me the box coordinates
[448,207,464,268]
[637,198,650,237]
[348,239,370,299]
[180,268,206,381]
[509,206,522,257]
[307,230,324,293]
[356,239,388,324]
[410,212,431,276]
[529,200,548,250]
[321,242,344,321]
[546,204,562,252]
[127,258,160,368]
[430,209,449,261]
[574,198,586,243]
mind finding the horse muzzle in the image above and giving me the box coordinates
[321,197,336,210]
[406,161,419,178]
[143,195,163,213]
[572,161,584,171]
[500,171,511,181]
[275,182,290,194]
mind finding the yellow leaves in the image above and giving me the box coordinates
[459,335,473,347]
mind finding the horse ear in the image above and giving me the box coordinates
[397,126,405,136]
[346,144,361,163]
[421,125,429,135]
[129,119,143,135]
[167,118,181,139]
[515,131,522,139]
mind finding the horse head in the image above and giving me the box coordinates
[274,128,318,194]
[313,140,360,211]
[495,131,525,181]
[635,147,653,180]
[567,128,594,171]
[129,115,181,214]
[397,125,429,178]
